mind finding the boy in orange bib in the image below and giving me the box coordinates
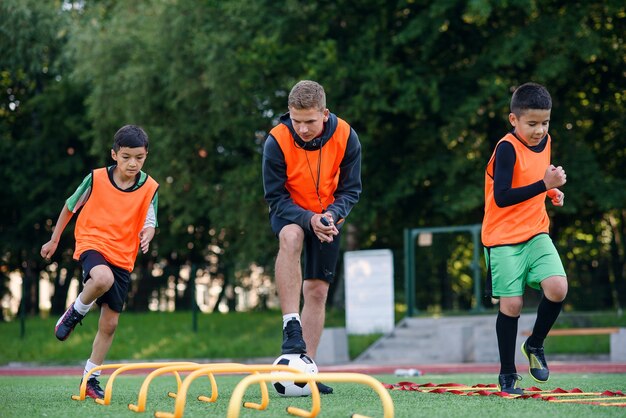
[41,125,159,399]
[482,83,567,394]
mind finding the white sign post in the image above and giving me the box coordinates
[344,249,394,335]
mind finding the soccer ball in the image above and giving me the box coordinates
[271,353,318,397]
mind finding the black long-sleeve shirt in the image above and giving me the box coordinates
[493,133,548,207]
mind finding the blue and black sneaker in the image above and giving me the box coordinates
[521,340,550,382]
[498,373,523,395]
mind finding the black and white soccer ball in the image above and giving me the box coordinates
[271,353,318,397]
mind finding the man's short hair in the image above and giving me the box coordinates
[510,82,552,116]
[113,125,149,151]
[288,80,326,111]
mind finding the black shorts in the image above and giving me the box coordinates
[270,215,341,283]
[79,250,131,313]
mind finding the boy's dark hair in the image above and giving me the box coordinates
[510,82,552,116]
[112,125,149,152]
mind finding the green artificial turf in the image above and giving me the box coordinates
[0,373,624,418]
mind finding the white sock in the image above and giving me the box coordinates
[283,313,301,329]
[83,359,101,379]
[73,293,94,316]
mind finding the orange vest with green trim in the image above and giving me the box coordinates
[73,168,159,271]
[271,118,351,213]
[482,133,551,247]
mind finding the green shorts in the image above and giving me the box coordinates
[484,234,566,298]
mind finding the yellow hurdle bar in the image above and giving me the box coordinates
[92,362,197,405]
[72,362,193,401]
[153,363,321,418]
[227,372,394,418]
[127,363,241,413]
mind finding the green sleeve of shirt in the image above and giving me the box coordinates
[65,173,93,212]
[139,171,159,227]
[152,191,159,228]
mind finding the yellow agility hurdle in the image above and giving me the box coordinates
[152,363,320,418]
[72,362,194,401]
[128,363,242,412]
[92,362,198,405]
[227,372,394,418]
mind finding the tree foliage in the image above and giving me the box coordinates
[2,0,624,314]
[0,0,92,314]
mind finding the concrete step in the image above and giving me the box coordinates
[354,313,626,364]
[354,314,537,364]
[372,339,435,350]
[399,316,493,328]
[387,327,438,339]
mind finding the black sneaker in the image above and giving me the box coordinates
[81,377,104,400]
[498,373,523,395]
[281,319,306,354]
[55,303,85,341]
[316,382,333,395]
[521,340,549,382]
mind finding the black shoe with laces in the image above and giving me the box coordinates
[316,382,333,394]
[498,373,523,395]
[281,319,306,354]
[521,340,550,382]
[55,303,85,341]
[81,376,104,400]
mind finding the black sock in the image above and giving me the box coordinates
[497,311,519,375]
[528,296,563,348]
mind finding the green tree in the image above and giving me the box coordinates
[67,1,281,310]
[0,0,92,316]
[4,0,621,315]
[67,0,625,312]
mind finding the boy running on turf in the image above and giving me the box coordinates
[482,83,568,394]
[40,125,159,399]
